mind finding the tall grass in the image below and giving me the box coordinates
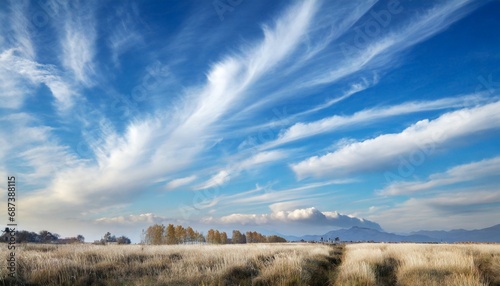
[1,243,498,285]
[0,243,343,286]
[336,243,500,286]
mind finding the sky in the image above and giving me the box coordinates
[0,0,499,243]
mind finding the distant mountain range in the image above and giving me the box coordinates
[283,224,500,243]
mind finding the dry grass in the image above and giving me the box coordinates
[336,243,500,286]
[1,243,499,285]
[0,243,343,286]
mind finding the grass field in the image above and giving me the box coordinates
[0,243,499,285]
[336,243,500,286]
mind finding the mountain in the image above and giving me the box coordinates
[410,224,500,243]
[285,227,436,243]
[285,224,500,243]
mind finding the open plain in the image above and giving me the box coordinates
[1,243,499,285]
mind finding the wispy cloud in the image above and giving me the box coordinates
[106,3,143,67]
[369,188,500,232]
[232,0,378,115]
[7,0,35,59]
[0,49,75,110]
[3,0,498,240]
[194,150,287,190]
[165,175,197,191]
[304,0,480,87]
[58,1,97,86]
[194,170,230,190]
[291,101,500,179]
[217,180,351,211]
[18,0,320,222]
[96,213,166,225]
[262,94,489,150]
[379,156,500,196]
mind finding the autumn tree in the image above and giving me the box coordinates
[267,235,287,243]
[186,226,196,243]
[207,229,215,244]
[232,230,246,244]
[145,224,165,245]
[220,232,228,244]
[142,224,206,245]
[196,232,205,243]
[246,231,254,243]
[166,224,176,245]
[214,230,221,244]
[174,225,186,244]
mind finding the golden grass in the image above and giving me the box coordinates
[0,243,343,286]
[1,243,499,285]
[336,243,500,286]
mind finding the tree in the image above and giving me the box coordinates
[255,232,266,243]
[186,227,196,243]
[12,231,39,243]
[103,232,116,243]
[246,231,253,243]
[196,232,205,243]
[175,225,186,244]
[166,224,176,245]
[335,237,340,243]
[232,230,247,244]
[214,230,221,244]
[39,230,59,243]
[232,230,242,244]
[207,229,215,244]
[116,236,131,244]
[77,235,85,243]
[267,235,286,243]
[145,224,165,245]
[220,232,228,244]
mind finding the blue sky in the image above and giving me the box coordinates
[1,0,499,242]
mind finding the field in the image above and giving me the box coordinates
[0,243,499,286]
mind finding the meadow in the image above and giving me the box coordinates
[0,243,499,286]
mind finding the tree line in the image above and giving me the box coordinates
[1,229,132,245]
[143,224,205,245]
[1,229,85,244]
[93,232,131,245]
[142,224,286,245]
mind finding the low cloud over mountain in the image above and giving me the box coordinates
[204,207,383,231]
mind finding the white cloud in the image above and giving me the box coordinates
[17,1,321,223]
[7,1,35,59]
[0,49,75,110]
[215,207,382,230]
[232,0,378,115]
[379,156,500,196]
[218,180,352,212]
[165,175,197,190]
[106,4,143,66]
[263,94,488,149]
[305,0,479,87]
[194,150,287,190]
[0,70,26,109]
[369,189,500,232]
[194,170,230,190]
[96,213,166,225]
[60,3,97,85]
[238,150,287,169]
[291,101,500,179]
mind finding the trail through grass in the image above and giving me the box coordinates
[0,243,344,286]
